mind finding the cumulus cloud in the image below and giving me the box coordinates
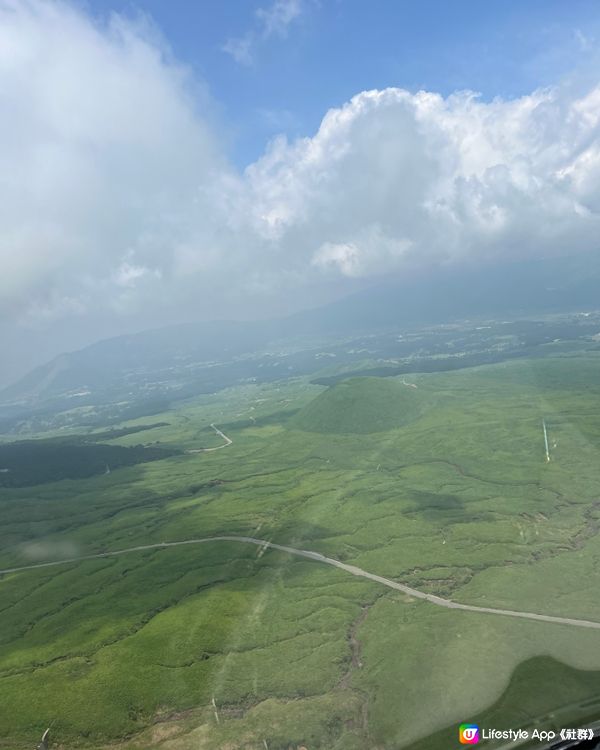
[244,87,600,277]
[2,0,600,377]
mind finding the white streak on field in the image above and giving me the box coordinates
[543,419,550,462]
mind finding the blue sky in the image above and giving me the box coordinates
[83,0,600,165]
[3,0,600,382]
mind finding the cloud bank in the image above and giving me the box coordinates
[2,0,600,359]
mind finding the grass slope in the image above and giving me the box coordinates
[290,376,424,434]
[4,355,600,747]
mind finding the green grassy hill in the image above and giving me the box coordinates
[290,376,424,434]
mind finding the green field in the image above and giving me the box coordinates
[3,353,600,748]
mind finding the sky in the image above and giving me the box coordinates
[2,0,600,385]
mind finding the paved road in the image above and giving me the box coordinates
[2,535,600,630]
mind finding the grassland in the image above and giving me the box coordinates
[3,353,600,748]
[290,376,424,433]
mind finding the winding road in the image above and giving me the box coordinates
[2,536,600,631]
[186,424,232,454]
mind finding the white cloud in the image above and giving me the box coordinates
[221,35,254,66]
[256,0,303,38]
[244,86,600,276]
[313,229,413,278]
[223,0,304,66]
[3,0,600,380]
[313,241,361,276]
[0,0,231,321]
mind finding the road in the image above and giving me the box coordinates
[2,536,600,631]
[186,424,232,454]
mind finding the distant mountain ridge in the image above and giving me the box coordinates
[3,254,600,412]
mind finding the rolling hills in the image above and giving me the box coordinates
[290,376,425,434]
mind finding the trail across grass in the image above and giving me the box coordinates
[4,535,600,631]
[186,423,233,453]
